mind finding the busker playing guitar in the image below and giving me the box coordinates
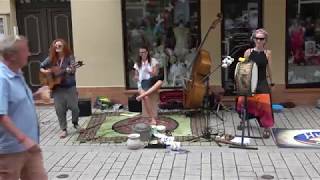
[40,39,83,138]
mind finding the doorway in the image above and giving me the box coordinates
[16,0,73,91]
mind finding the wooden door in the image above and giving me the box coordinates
[16,1,72,91]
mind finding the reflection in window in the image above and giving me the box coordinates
[122,0,201,89]
[221,0,263,94]
[287,0,320,87]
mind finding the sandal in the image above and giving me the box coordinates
[59,130,68,139]
[262,129,271,139]
[74,124,85,133]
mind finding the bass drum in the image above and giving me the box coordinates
[234,61,258,95]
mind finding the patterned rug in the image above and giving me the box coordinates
[78,111,212,143]
[111,116,179,134]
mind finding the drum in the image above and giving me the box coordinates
[234,61,258,95]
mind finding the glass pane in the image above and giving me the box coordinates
[123,0,201,89]
[17,0,69,4]
[0,18,4,35]
[287,0,320,87]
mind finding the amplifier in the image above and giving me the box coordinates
[128,95,142,112]
[78,98,92,117]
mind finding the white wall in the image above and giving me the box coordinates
[71,0,124,87]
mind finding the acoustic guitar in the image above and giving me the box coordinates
[39,61,84,89]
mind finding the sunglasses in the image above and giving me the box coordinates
[255,37,265,41]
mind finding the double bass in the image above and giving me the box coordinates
[184,14,222,108]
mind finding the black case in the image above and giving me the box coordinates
[128,95,142,112]
[78,98,92,117]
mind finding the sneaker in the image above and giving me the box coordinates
[73,124,85,133]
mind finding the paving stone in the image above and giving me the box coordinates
[35,106,320,180]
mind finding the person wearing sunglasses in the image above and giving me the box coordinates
[40,39,83,138]
[133,46,160,125]
[236,28,275,138]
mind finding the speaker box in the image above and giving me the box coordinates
[128,96,142,112]
[78,98,92,117]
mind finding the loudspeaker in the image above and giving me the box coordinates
[128,95,142,112]
[78,98,92,117]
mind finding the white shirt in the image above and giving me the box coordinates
[133,58,159,88]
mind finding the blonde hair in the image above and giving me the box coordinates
[251,28,269,41]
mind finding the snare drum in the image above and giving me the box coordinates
[234,61,258,95]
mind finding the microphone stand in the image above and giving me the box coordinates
[184,14,223,144]
[185,66,227,145]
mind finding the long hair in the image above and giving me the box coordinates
[136,46,151,68]
[49,38,72,65]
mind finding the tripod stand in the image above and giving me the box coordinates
[202,78,226,138]
[186,71,226,145]
[229,93,259,150]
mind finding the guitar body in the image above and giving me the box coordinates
[39,66,63,89]
[39,61,84,89]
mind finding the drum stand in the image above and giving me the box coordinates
[229,93,258,150]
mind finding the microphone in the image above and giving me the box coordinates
[221,63,228,68]
[200,55,234,81]
[222,56,234,68]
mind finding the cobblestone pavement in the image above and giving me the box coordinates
[37,106,320,180]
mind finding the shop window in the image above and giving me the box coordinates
[122,0,201,89]
[221,0,263,95]
[0,15,9,36]
[18,0,70,3]
[286,0,320,88]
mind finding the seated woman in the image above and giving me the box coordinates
[236,29,275,138]
[136,74,164,101]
